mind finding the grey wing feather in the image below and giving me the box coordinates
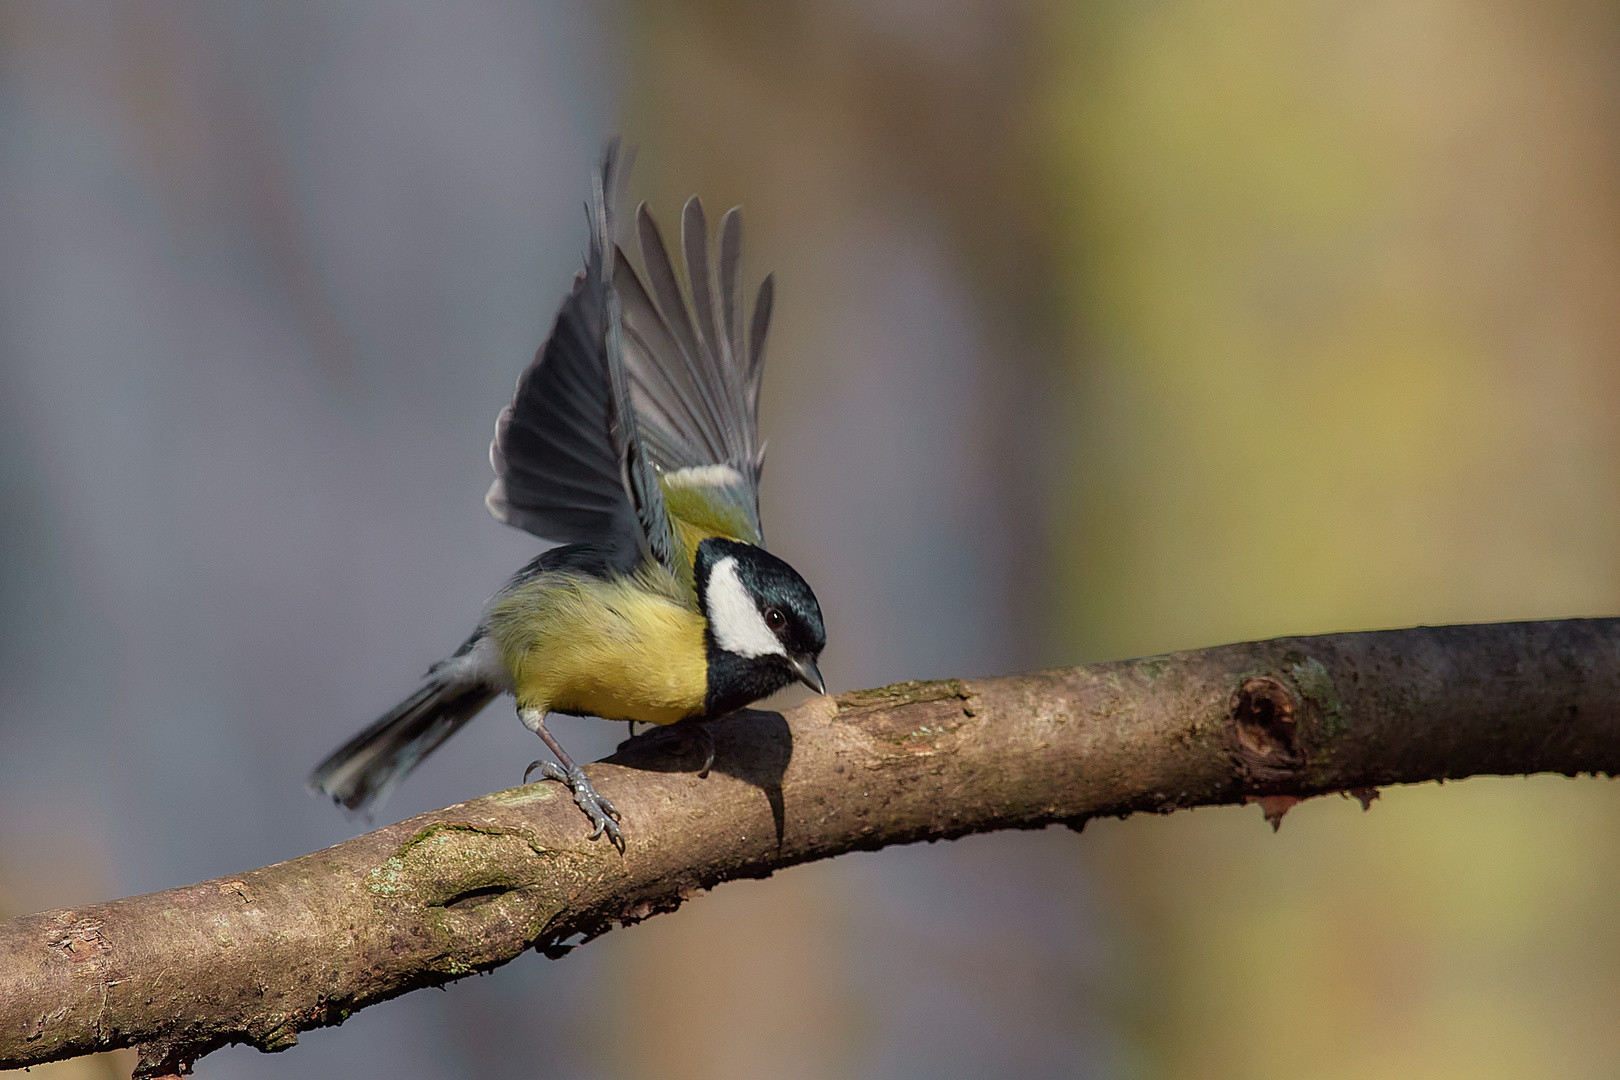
[718,208,745,373]
[616,196,776,545]
[613,261,714,467]
[485,139,676,573]
[747,270,774,469]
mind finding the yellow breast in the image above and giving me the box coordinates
[487,568,709,726]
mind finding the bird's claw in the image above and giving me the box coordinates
[525,759,622,845]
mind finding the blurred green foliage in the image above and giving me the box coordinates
[1050,0,1620,1076]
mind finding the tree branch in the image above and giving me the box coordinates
[4,618,1619,1077]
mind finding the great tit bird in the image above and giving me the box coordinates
[309,141,827,841]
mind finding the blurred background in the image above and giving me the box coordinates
[3,1,1620,1077]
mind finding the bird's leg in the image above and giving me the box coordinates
[520,708,622,845]
[686,720,715,778]
[619,718,715,776]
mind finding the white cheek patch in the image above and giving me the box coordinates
[705,556,786,659]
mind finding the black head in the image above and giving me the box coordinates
[694,537,827,717]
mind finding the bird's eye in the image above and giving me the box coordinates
[764,607,786,631]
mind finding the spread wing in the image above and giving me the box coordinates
[615,197,774,547]
[484,140,676,574]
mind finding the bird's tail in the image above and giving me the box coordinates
[309,677,498,814]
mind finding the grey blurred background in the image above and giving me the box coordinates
[8,1,1620,1078]
[0,2,1083,1078]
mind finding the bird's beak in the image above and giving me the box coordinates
[790,655,827,696]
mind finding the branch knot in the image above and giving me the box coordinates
[1230,675,1304,783]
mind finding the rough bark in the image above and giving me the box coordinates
[3,618,1619,1077]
